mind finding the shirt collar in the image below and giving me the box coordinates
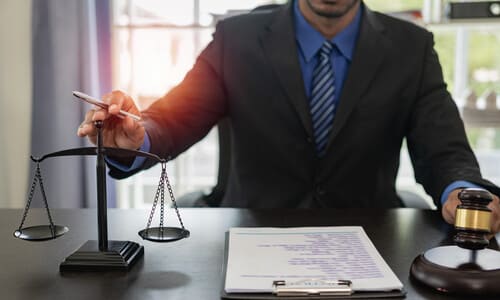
[293,0,363,63]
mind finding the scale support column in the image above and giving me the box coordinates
[59,120,144,272]
[96,120,108,251]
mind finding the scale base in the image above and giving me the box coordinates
[410,245,500,295]
[60,240,144,272]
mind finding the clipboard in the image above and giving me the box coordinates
[220,231,406,299]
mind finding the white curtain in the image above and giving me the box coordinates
[0,1,32,208]
[31,0,114,208]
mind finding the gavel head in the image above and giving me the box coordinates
[453,188,493,250]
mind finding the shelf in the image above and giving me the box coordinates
[461,107,500,127]
[426,18,500,30]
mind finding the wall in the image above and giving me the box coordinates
[0,0,32,207]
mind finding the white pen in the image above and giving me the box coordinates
[72,91,141,121]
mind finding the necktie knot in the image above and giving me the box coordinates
[319,41,334,58]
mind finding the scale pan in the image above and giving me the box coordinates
[13,225,69,241]
[138,227,190,242]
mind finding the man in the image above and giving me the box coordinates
[78,0,500,233]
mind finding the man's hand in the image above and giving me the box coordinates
[77,90,145,150]
[442,188,500,234]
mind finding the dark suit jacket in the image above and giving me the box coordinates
[109,2,500,208]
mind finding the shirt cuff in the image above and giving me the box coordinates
[105,132,151,172]
[440,180,484,205]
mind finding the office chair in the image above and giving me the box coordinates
[177,118,230,207]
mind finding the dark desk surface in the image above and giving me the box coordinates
[1,208,498,300]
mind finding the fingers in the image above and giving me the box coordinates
[488,195,500,233]
[77,90,133,138]
[443,190,500,234]
[77,109,100,138]
[102,90,139,116]
[77,90,144,149]
[441,189,461,225]
[122,112,136,132]
[91,107,109,122]
[102,91,123,115]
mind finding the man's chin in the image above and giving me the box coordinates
[314,10,345,18]
[305,0,360,19]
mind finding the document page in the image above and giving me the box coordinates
[224,226,403,293]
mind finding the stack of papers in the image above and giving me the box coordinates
[224,226,403,294]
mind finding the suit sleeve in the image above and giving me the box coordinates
[108,21,228,179]
[406,32,500,207]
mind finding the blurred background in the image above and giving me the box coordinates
[1,0,499,209]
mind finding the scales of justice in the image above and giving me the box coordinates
[12,117,189,272]
[411,188,500,295]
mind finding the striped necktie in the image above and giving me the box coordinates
[310,41,335,157]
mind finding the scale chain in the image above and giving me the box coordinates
[159,165,165,230]
[36,162,57,233]
[164,166,186,230]
[18,166,39,230]
[18,162,57,236]
[145,165,164,231]
[144,160,186,231]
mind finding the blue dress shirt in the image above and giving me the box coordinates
[110,0,479,206]
[293,0,361,103]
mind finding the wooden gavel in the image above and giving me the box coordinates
[454,188,493,250]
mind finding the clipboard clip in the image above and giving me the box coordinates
[272,279,353,296]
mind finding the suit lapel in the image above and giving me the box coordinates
[325,7,390,151]
[260,4,313,137]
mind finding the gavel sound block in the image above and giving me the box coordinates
[410,188,500,295]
